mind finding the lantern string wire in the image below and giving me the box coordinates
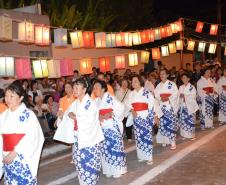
[183,17,226,27]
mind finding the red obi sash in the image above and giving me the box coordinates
[160,93,171,98]
[99,108,113,119]
[203,87,213,93]
[2,133,25,152]
[132,103,148,111]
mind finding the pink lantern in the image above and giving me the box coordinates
[60,59,73,76]
[99,57,110,72]
[35,25,50,45]
[115,55,126,69]
[15,58,32,79]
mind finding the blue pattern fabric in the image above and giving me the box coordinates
[219,93,226,116]
[133,110,154,160]
[73,137,101,185]
[159,105,177,142]
[179,106,195,137]
[204,95,214,120]
[4,154,36,185]
[101,123,126,173]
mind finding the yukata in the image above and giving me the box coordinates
[54,94,104,185]
[96,92,127,177]
[127,87,156,161]
[154,80,179,146]
[197,77,218,129]
[0,103,44,184]
[178,83,199,139]
[217,76,226,124]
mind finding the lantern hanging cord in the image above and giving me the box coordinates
[183,17,226,27]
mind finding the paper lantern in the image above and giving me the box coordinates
[166,26,173,37]
[80,58,92,74]
[224,46,226,56]
[32,60,48,78]
[106,33,116,47]
[83,31,94,48]
[60,59,73,76]
[168,42,177,53]
[70,31,84,48]
[210,24,218,35]
[15,58,32,79]
[116,33,125,46]
[152,48,161,60]
[95,32,106,48]
[115,55,126,69]
[128,53,138,66]
[154,28,161,40]
[198,42,206,52]
[208,43,217,54]
[160,27,166,38]
[132,32,141,45]
[47,60,61,78]
[124,32,133,46]
[187,40,195,51]
[35,25,50,45]
[140,51,150,64]
[0,57,14,77]
[54,28,67,47]
[161,46,169,57]
[99,57,110,72]
[18,21,34,43]
[175,20,183,32]
[140,31,148,43]
[195,21,204,33]
[176,40,183,50]
[0,16,12,41]
[146,29,154,42]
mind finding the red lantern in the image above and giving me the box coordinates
[15,58,32,79]
[146,29,154,42]
[98,57,110,72]
[195,21,204,33]
[60,59,73,76]
[152,48,161,60]
[210,24,218,35]
[83,31,94,48]
[160,27,166,38]
[115,55,125,69]
[140,31,148,43]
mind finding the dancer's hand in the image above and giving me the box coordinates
[68,112,76,120]
[154,116,159,125]
[131,109,137,118]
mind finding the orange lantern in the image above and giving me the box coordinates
[140,31,148,43]
[18,21,34,43]
[161,46,169,57]
[115,55,126,69]
[175,20,183,32]
[128,53,138,66]
[168,42,177,53]
[147,29,154,42]
[132,32,141,45]
[124,32,133,46]
[210,24,218,35]
[195,21,204,33]
[70,31,84,48]
[0,16,12,41]
[176,40,183,50]
[166,26,173,37]
[208,43,217,54]
[152,48,161,60]
[198,42,206,52]
[160,27,166,38]
[154,28,161,40]
[83,31,94,48]
[16,58,32,79]
[224,46,226,56]
[95,32,106,48]
[99,57,110,72]
[80,58,92,74]
[116,33,125,46]
[140,51,150,64]
[187,40,195,51]
[106,33,116,47]
[35,25,50,45]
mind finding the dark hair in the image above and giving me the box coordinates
[180,72,191,80]
[0,88,5,99]
[93,79,108,92]
[5,81,29,107]
[30,80,37,90]
[201,66,211,76]
[73,77,92,95]
[131,74,145,87]
[119,78,130,87]
[44,94,53,104]
[159,68,169,75]
[73,70,79,74]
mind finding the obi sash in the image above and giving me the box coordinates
[99,108,113,119]
[2,133,25,152]
[74,119,78,131]
[132,103,148,111]
[160,93,171,98]
[203,87,214,93]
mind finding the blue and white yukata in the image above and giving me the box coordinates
[217,76,226,124]
[95,92,127,178]
[54,94,104,185]
[0,103,44,184]
[178,83,199,139]
[154,80,179,146]
[127,87,157,162]
[197,77,218,129]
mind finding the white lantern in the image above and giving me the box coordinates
[176,40,183,50]
[32,60,49,78]
[132,32,141,45]
[208,43,217,54]
[154,28,161,40]
[161,46,169,56]
[95,32,106,48]
[128,53,138,66]
[47,60,61,78]
[140,51,150,63]
[198,42,206,52]
[18,21,34,43]
[0,57,14,77]
[106,33,116,47]
[70,31,84,48]
[54,28,67,47]
[124,32,133,46]
[0,16,12,41]
[35,25,50,45]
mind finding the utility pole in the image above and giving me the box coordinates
[217,0,222,66]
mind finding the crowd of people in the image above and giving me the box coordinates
[0,60,226,185]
